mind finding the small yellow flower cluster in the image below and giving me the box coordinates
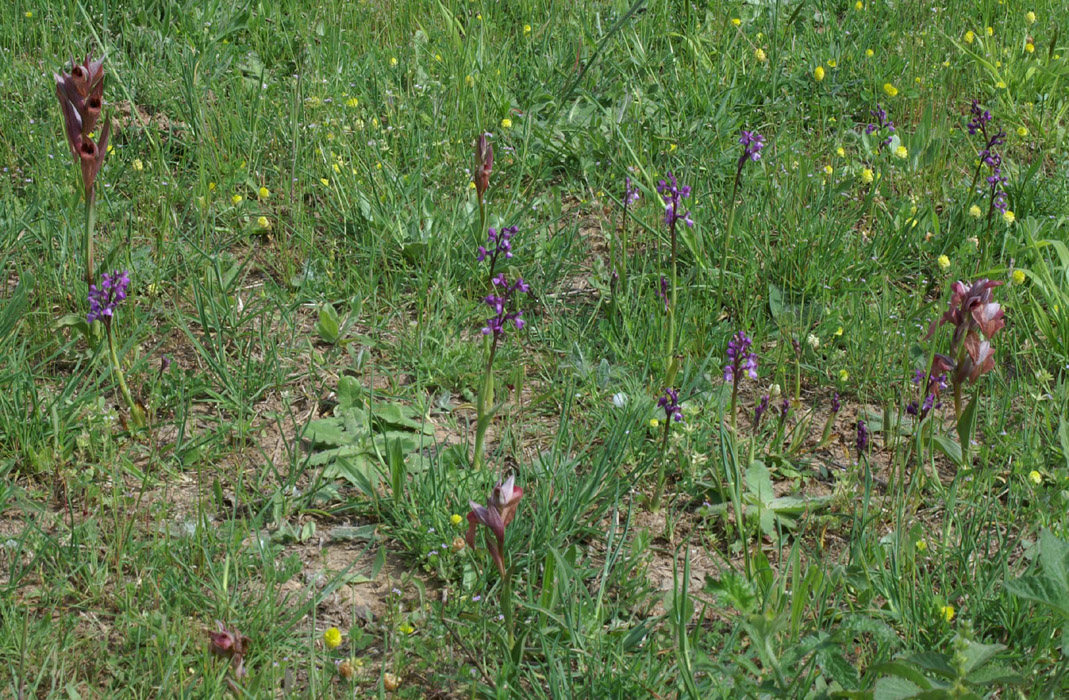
[132,158,144,172]
[501,117,512,129]
[524,24,532,35]
[346,97,359,107]
[965,30,975,44]
[1026,11,1036,25]
[450,513,463,526]
[259,186,270,199]
[823,164,834,176]
[883,83,898,97]
[324,627,342,649]
[894,145,908,159]
[940,605,955,622]
[1003,210,1016,224]
[232,194,243,205]
[813,65,825,82]
[860,168,874,184]
[731,18,741,27]
[1029,470,1042,485]
[257,216,271,230]
[937,254,950,270]
[1012,269,1026,285]
[969,204,982,218]
[754,48,767,63]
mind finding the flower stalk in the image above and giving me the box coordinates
[718,130,764,309]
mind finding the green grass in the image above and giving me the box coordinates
[2,0,1069,697]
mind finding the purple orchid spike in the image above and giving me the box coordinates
[657,387,683,423]
[87,269,130,326]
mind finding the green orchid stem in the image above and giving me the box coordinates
[729,378,739,434]
[105,322,140,426]
[501,565,515,651]
[473,338,498,469]
[717,174,742,311]
[650,419,672,511]
[85,193,96,289]
[665,215,679,387]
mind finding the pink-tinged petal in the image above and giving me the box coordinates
[971,301,1004,338]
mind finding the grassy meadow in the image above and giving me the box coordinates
[3,0,1069,697]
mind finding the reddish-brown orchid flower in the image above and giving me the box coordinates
[466,475,523,577]
[474,133,493,202]
[207,621,251,678]
[929,279,1005,347]
[55,53,110,199]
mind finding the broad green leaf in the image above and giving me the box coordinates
[932,435,963,466]
[1004,576,1069,616]
[1039,529,1069,591]
[317,304,340,343]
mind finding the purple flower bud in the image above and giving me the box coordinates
[831,392,840,414]
[754,394,769,428]
[856,420,869,457]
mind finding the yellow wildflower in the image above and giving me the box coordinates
[1017,126,1028,137]
[208,182,216,191]
[258,186,270,199]
[1025,42,1035,54]
[1012,269,1026,285]
[649,418,660,428]
[132,158,144,172]
[855,1,863,9]
[501,117,512,129]
[916,539,927,552]
[836,146,845,157]
[839,369,849,381]
[320,178,330,186]
[865,49,874,57]
[524,24,532,35]
[399,623,415,635]
[1003,210,1015,224]
[754,48,767,63]
[986,26,994,36]
[333,162,341,174]
[823,164,833,176]
[465,74,474,87]
[895,145,908,159]
[450,513,463,526]
[965,30,975,43]
[834,327,843,337]
[231,194,243,205]
[257,216,271,229]
[25,11,32,17]
[324,627,342,649]
[937,255,950,270]
[1026,11,1036,25]
[940,605,955,622]
[969,204,982,218]
[731,18,741,27]
[346,97,359,107]
[1029,470,1042,485]
[827,59,837,67]
[883,82,898,97]
[389,57,398,67]
[434,53,442,62]
[814,65,825,82]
